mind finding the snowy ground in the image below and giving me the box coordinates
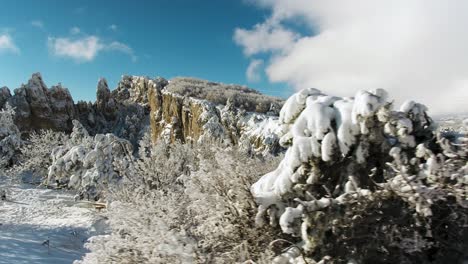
[0,177,107,264]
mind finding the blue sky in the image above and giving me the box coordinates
[0,0,292,102]
[1,1,467,114]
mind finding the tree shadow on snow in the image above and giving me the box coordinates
[0,223,91,264]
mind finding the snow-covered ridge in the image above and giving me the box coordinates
[165,77,283,114]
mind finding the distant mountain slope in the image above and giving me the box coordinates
[166,77,283,114]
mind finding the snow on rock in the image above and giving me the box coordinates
[239,114,283,155]
[2,73,77,132]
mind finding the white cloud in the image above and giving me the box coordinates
[0,34,20,54]
[107,41,137,62]
[246,59,264,82]
[234,20,298,56]
[31,20,44,29]
[70,27,81,35]
[236,0,468,114]
[48,36,102,62]
[48,35,136,62]
[109,24,118,32]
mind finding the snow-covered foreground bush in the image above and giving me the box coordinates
[78,140,283,263]
[46,120,133,200]
[252,88,468,263]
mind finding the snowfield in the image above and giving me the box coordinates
[0,177,107,264]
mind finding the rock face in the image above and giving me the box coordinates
[1,73,285,154]
[0,87,11,107]
[148,78,284,155]
[0,73,150,145]
[112,75,168,105]
[2,73,76,132]
[75,76,150,145]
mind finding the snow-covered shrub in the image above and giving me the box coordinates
[12,129,69,182]
[78,138,197,263]
[252,88,468,263]
[79,139,283,263]
[0,103,21,169]
[131,132,196,190]
[47,120,132,200]
[76,197,196,264]
[181,144,283,263]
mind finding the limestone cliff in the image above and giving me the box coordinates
[1,74,284,154]
[148,78,284,155]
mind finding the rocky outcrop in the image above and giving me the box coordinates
[149,87,218,143]
[1,73,285,154]
[0,74,149,145]
[76,76,150,145]
[148,78,284,155]
[112,75,168,105]
[0,87,11,107]
[1,73,76,132]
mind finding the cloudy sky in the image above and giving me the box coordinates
[1,0,467,114]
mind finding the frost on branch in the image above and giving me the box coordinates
[252,88,467,263]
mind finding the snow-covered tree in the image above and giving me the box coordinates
[251,88,467,263]
[0,103,21,170]
[12,129,69,182]
[47,120,132,200]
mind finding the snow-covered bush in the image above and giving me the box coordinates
[76,197,196,264]
[251,88,468,263]
[78,139,282,263]
[181,144,283,262]
[78,138,197,263]
[47,120,133,200]
[12,129,69,182]
[0,103,21,169]
[131,132,196,191]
